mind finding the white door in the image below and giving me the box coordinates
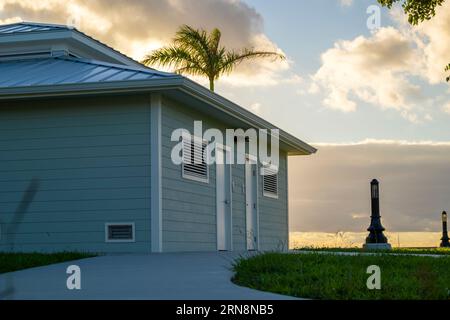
[245,157,258,250]
[216,146,232,251]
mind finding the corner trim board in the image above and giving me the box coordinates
[150,93,163,252]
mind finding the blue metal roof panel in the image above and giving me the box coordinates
[0,22,146,69]
[0,22,69,35]
[0,56,178,88]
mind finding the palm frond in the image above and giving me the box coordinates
[174,65,207,76]
[142,46,196,68]
[141,46,207,77]
[208,28,222,55]
[219,49,285,76]
[174,25,210,65]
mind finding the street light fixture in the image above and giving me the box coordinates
[440,211,449,248]
[363,179,391,250]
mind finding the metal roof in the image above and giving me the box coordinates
[0,56,179,88]
[0,22,69,35]
[0,22,144,68]
[0,22,316,155]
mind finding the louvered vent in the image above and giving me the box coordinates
[182,137,208,182]
[262,167,279,198]
[106,223,134,242]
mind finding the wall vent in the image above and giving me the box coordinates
[262,167,279,199]
[105,223,135,242]
[182,136,209,183]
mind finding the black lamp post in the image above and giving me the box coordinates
[440,211,449,248]
[363,179,391,250]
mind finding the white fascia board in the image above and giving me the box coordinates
[179,78,318,155]
[0,77,317,155]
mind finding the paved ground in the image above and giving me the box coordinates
[0,252,296,300]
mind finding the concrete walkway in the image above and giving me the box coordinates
[0,252,296,300]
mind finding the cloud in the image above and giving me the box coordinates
[0,0,289,87]
[443,102,450,114]
[339,0,353,7]
[314,139,450,147]
[412,3,450,84]
[248,102,262,114]
[312,27,421,117]
[311,2,450,122]
[289,140,450,233]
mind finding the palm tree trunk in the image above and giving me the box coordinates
[209,77,215,92]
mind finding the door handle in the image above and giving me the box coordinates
[224,200,230,205]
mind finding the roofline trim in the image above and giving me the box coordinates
[0,77,317,155]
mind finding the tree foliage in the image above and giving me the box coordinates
[446,64,450,82]
[142,25,285,91]
[377,0,445,25]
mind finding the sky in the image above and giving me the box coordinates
[1,0,449,244]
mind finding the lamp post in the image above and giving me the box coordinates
[363,179,391,250]
[440,211,449,248]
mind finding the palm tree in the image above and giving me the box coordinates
[142,25,285,91]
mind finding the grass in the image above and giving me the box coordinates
[0,252,96,274]
[232,252,450,300]
[296,247,450,255]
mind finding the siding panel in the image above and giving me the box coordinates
[0,96,152,253]
[160,97,289,252]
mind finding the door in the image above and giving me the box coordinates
[245,156,258,250]
[216,146,232,251]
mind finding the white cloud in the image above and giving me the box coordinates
[308,82,320,94]
[249,102,262,114]
[313,139,450,147]
[443,102,450,114]
[413,4,450,84]
[311,2,450,122]
[0,0,291,88]
[339,0,353,7]
[312,27,421,118]
[351,213,368,219]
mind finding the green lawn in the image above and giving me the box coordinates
[232,252,450,300]
[0,252,96,274]
[296,247,450,256]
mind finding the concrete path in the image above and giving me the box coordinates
[0,252,296,300]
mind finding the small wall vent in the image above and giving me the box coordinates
[105,223,135,242]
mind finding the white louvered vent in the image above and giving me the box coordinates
[105,223,135,242]
[182,137,209,183]
[262,167,279,199]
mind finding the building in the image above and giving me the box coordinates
[0,22,316,253]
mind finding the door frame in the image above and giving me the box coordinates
[245,154,260,251]
[216,143,233,251]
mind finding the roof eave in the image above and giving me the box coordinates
[0,77,317,156]
[179,78,317,155]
